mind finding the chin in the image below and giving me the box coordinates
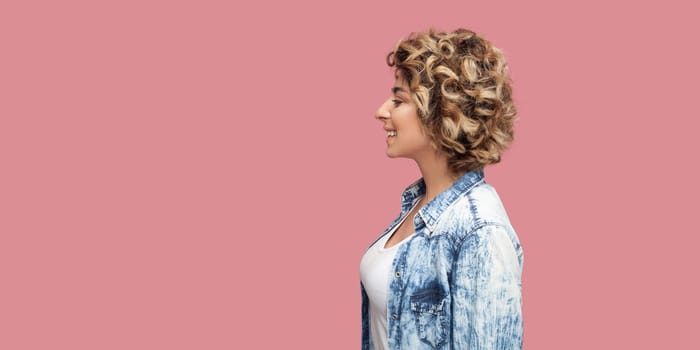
[386,151,408,159]
[386,146,414,159]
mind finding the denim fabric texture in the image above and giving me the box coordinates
[361,170,523,349]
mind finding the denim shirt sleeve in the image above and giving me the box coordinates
[451,224,523,349]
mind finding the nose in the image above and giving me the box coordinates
[375,98,392,122]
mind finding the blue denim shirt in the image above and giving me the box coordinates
[361,170,523,349]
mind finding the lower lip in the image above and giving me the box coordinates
[386,135,395,143]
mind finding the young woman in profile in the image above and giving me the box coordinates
[359,29,524,350]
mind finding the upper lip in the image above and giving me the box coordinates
[384,127,396,131]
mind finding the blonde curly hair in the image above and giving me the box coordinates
[387,28,516,173]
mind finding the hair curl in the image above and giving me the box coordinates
[387,28,516,173]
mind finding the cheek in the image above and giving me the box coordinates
[402,129,433,150]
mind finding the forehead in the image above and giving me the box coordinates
[393,70,409,88]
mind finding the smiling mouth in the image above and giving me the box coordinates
[386,130,397,137]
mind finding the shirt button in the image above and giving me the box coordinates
[391,314,398,320]
[395,272,401,278]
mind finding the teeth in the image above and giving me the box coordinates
[386,130,397,137]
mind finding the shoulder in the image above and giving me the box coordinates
[439,181,516,243]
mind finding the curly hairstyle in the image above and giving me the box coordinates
[387,28,516,173]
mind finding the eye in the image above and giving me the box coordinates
[392,99,403,107]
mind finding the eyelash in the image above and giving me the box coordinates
[392,99,403,107]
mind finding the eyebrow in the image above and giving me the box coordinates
[392,87,407,95]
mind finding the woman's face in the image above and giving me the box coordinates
[375,71,433,160]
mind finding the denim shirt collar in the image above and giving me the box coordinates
[400,170,485,233]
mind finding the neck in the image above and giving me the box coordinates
[414,150,464,205]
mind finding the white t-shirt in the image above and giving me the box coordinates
[359,206,417,350]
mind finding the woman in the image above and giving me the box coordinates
[359,29,524,350]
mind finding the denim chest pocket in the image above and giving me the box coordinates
[410,291,448,348]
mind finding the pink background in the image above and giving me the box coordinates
[1,0,698,348]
